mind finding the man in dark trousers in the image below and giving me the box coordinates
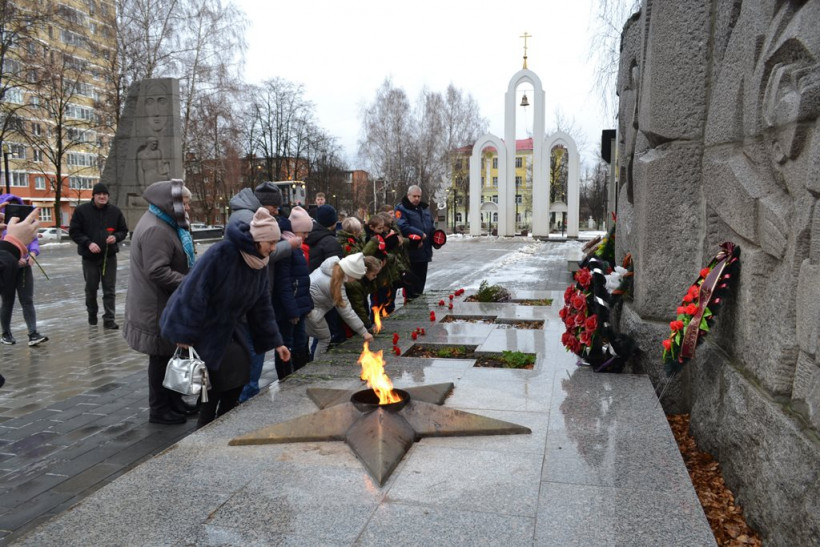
[69,183,129,329]
[395,184,435,299]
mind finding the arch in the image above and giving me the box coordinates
[542,130,580,237]
[470,134,506,236]
[506,69,547,236]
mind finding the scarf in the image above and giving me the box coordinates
[148,204,196,268]
[240,250,269,270]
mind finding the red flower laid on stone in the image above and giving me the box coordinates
[430,311,436,322]
[448,303,453,310]
[411,332,418,340]
[392,333,399,344]
[393,346,401,355]
[420,328,425,335]
[438,300,445,306]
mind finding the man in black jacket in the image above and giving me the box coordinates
[69,183,129,329]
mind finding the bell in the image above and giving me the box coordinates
[520,94,529,107]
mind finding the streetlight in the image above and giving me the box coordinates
[332,193,338,209]
[450,186,457,234]
[2,144,11,194]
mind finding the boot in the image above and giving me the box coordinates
[274,354,293,380]
[292,352,310,373]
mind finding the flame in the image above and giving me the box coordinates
[371,304,389,334]
[358,341,401,404]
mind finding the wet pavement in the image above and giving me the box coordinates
[0,236,713,545]
[0,236,569,543]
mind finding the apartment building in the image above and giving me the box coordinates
[1,0,116,227]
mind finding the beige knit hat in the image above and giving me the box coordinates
[249,207,281,242]
[339,252,367,279]
[288,206,313,233]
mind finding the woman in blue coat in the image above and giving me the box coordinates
[161,208,290,428]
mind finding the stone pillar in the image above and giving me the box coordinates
[100,78,183,232]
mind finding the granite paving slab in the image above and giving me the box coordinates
[3,238,714,546]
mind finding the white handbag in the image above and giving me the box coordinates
[162,347,211,402]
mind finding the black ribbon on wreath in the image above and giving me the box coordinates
[560,254,635,373]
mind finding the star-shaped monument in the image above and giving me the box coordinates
[230,383,531,486]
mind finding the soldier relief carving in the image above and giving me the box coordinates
[136,81,172,188]
[702,1,819,410]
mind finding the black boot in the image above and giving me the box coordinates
[292,352,309,373]
[275,354,293,380]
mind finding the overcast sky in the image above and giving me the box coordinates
[233,0,615,170]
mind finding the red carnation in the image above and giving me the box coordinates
[685,303,699,315]
[584,315,598,331]
[670,320,685,332]
[700,267,711,278]
[411,332,418,340]
[420,328,425,335]
[393,346,401,355]
[438,300,445,306]
[574,268,592,289]
[106,227,115,233]
[662,339,672,351]
[448,303,453,310]
[392,333,399,344]
[449,294,454,300]
[430,311,436,322]
[345,245,351,252]
[571,293,587,311]
[676,306,685,315]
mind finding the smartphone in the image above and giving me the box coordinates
[4,203,36,221]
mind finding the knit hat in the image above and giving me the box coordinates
[288,205,313,233]
[339,252,367,280]
[315,204,338,228]
[92,183,109,195]
[254,182,283,207]
[249,207,281,242]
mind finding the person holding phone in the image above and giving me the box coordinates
[0,195,47,346]
[0,202,40,387]
[69,183,128,329]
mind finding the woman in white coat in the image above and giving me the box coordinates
[307,252,377,358]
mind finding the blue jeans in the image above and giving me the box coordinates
[238,324,265,402]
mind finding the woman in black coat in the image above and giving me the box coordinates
[161,208,290,428]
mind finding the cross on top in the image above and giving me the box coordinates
[520,32,531,69]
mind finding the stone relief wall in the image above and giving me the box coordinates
[615,0,819,544]
[100,78,183,231]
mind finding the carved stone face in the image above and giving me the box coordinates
[144,82,170,134]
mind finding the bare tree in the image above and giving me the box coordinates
[580,160,609,228]
[589,0,641,121]
[23,47,101,225]
[359,79,486,212]
[0,1,52,179]
[358,77,414,206]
